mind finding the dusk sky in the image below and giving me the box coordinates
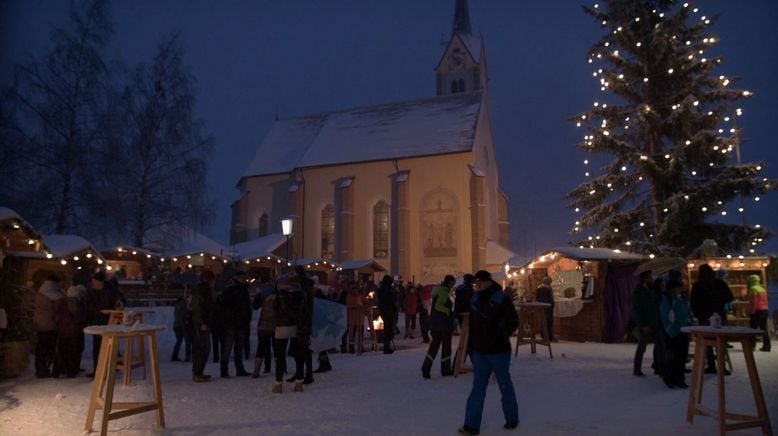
[2,0,777,256]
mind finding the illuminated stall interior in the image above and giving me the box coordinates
[508,247,643,342]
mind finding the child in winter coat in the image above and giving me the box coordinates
[53,285,86,378]
[403,286,419,339]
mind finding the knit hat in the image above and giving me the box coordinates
[474,270,492,283]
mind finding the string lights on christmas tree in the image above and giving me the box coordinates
[567,0,777,256]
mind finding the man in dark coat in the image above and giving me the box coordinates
[377,275,397,354]
[218,271,252,377]
[690,264,734,373]
[84,270,120,377]
[190,269,215,382]
[294,266,315,383]
[631,270,662,377]
[535,276,555,342]
[460,270,519,435]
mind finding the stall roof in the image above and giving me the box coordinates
[45,234,103,259]
[485,240,516,266]
[168,231,230,259]
[550,247,644,261]
[8,234,105,261]
[101,245,163,259]
[339,259,387,272]
[0,206,46,253]
[510,246,644,268]
[232,234,286,261]
[292,257,341,271]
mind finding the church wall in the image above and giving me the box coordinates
[289,152,475,285]
[237,173,292,240]
[471,94,503,246]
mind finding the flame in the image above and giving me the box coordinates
[373,316,384,331]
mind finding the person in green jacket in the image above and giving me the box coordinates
[747,274,771,352]
[631,270,664,377]
[421,275,456,378]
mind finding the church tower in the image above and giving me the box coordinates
[435,0,487,96]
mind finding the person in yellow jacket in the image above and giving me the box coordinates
[747,275,770,352]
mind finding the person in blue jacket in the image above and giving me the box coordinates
[659,279,691,389]
[459,270,519,435]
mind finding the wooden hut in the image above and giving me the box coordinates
[508,247,643,342]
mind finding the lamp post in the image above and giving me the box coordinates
[281,218,293,269]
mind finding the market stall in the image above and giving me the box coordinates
[100,246,168,306]
[685,256,770,327]
[507,247,644,342]
[339,258,387,283]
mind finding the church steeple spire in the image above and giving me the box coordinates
[452,0,472,36]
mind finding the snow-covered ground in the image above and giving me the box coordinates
[1,308,776,435]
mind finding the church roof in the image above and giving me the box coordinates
[241,92,483,178]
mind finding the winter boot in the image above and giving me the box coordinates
[271,382,283,394]
[251,358,262,378]
[293,381,304,392]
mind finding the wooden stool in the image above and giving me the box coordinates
[84,324,165,436]
[683,326,773,436]
[515,302,553,359]
[453,313,472,377]
[101,310,152,385]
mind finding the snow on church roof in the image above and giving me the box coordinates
[241,92,483,178]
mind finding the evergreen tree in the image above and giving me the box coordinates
[567,0,776,256]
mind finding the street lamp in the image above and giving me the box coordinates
[281,218,293,268]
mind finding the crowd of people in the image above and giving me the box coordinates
[31,259,773,435]
[32,270,124,379]
[631,265,771,391]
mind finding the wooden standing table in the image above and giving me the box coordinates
[84,324,165,436]
[515,302,553,358]
[682,326,772,436]
[101,309,155,385]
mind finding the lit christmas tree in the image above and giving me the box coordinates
[567,0,777,256]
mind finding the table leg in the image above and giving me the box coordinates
[138,334,147,381]
[687,335,705,423]
[540,310,553,359]
[148,333,166,427]
[85,334,110,431]
[101,336,120,436]
[124,336,133,386]
[716,336,726,436]
[741,338,773,436]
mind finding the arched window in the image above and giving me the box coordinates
[258,213,269,237]
[373,201,389,258]
[450,78,466,94]
[321,205,334,259]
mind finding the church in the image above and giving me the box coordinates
[230,0,514,284]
